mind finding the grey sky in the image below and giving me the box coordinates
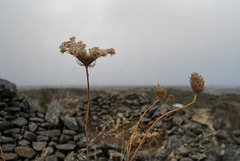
[0,0,240,87]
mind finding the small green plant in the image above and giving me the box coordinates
[59,37,115,161]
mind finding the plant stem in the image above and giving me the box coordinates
[130,95,197,161]
[127,100,158,161]
[0,145,5,161]
[85,67,90,161]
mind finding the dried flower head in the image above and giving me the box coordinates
[59,37,115,67]
[190,72,205,95]
[154,83,167,101]
[169,94,175,102]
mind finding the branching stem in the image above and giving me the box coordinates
[127,100,159,161]
[130,94,197,161]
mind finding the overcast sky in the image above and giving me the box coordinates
[0,0,240,88]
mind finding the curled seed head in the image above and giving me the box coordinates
[190,72,205,95]
[154,83,167,101]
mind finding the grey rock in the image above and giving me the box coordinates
[0,136,15,144]
[64,152,76,161]
[0,102,7,110]
[172,116,184,126]
[0,121,14,131]
[25,98,41,112]
[168,135,183,151]
[29,117,44,123]
[232,130,240,144]
[23,130,36,141]
[4,152,18,160]
[28,122,38,132]
[63,129,76,135]
[189,152,207,160]
[15,146,36,158]
[32,141,47,151]
[2,143,16,151]
[12,117,28,126]
[0,78,17,99]
[3,107,21,112]
[37,135,49,141]
[3,128,21,134]
[60,115,78,130]
[152,148,167,159]
[36,129,61,137]
[77,136,87,148]
[56,144,76,151]
[46,154,58,161]
[55,151,65,160]
[180,158,193,161]
[18,139,30,146]
[45,101,63,125]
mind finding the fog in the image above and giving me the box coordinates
[0,0,240,87]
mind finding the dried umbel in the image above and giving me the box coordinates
[154,83,167,101]
[190,72,205,95]
[59,37,115,67]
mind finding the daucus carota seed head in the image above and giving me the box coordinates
[59,37,115,67]
[154,84,167,101]
[190,72,205,95]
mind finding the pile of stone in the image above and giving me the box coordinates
[1,78,240,161]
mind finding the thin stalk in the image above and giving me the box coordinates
[85,67,90,161]
[0,145,5,161]
[158,96,170,117]
[127,100,159,161]
[130,95,197,161]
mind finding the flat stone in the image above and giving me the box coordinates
[37,112,45,118]
[56,144,76,151]
[36,129,61,137]
[15,146,36,158]
[23,130,36,141]
[0,102,7,110]
[0,121,14,131]
[0,136,15,144]
[18,139,30,146]
[172,116,184,126]
[46,154,58,161]
[2,143,16,151]
[29,117,44,122]
[56,150,65,160]
[37,135,49,141]
[12,117,28,126]
[63,129,76,135]
[3,128,21,134]
[4,107,21,112]
[32,141,47,151]
[60,115,78,130]
[4,152,18,160]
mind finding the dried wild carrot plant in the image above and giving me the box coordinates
[126,84,167,161]
[59,37,115,161]
[130,72,205,161]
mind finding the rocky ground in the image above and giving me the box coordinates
[1,78,240,161]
